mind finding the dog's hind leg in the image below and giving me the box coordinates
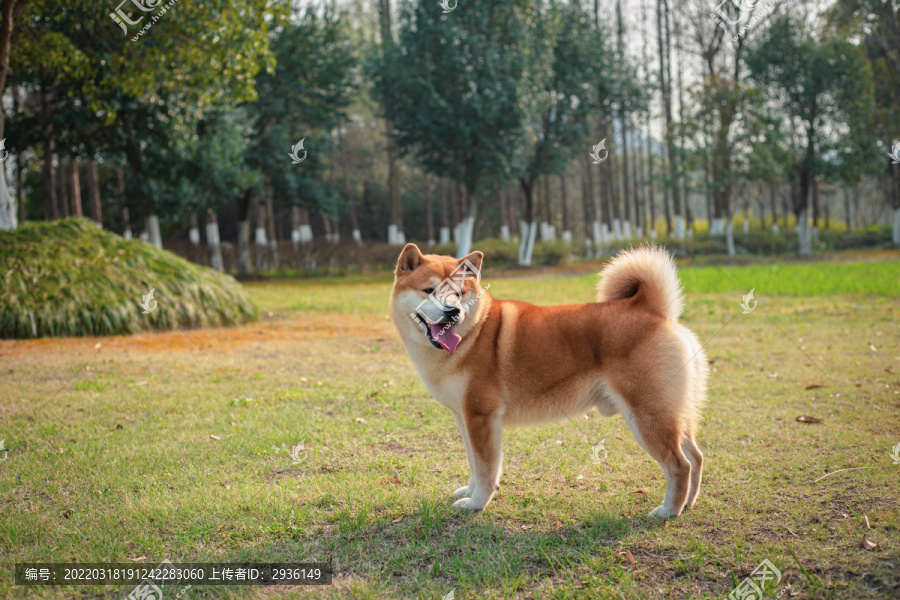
[623,409,692,518]
[452,412,477,498]
[681,428,703,509]
[452,411,503,511]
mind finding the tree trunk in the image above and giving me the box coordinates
[13,86,22,223]
[43,140,58,221]
[425,174,435,245]
[206,209,223,271]
[147,213,162,249]
[518,179,538,265]
[379,0,403,245]
[560,174,571,242]
[266,195,280,267]
[0,0,23,230]
[236,189,252,274]
[456,187,476,258]
[58,160,69,217]
[254,194,268,269]
[84,159,102,227]
[658,0,682,237]
[498,183,509,241]
[68,160,83,217]
[122,206,132,240]
[189,212,201,245]
[439,178,451,244]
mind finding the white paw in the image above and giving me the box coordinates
[452,497,485,511]
[453,485,471,498]
[649,505,680,519]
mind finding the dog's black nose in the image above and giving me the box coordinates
[444,306,460,320]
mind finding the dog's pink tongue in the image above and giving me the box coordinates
[430,323,461,354]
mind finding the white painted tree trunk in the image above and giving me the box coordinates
[387,224,400,245]
[710,218,724,236]
[456,206,476,258]
[650,229,658,240]
[561,230,572,243]
[189,227,200,245]
[585,237,593,258]
[518,221,538,266]
[439,226,450,244]
[797,208,812,255]
[291,227,301,250]
[353,229,362,245]
[238,220,251,274]
[726,221,735,257]
[124,227,132,240]
[636,226,643,238]
[299,224,313,243]
[591,221,603,257]
[500,224,510,241]
[772,222,779,233]
[743,219,749,234]
[612,219,622,240]
[206,219,223,271]
[0,166,17,230]
[673,215,686,239]
[622,220,632,239]
[147,215,162,249]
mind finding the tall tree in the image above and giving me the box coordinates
[747,15,876,254]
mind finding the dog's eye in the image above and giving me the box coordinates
[423,288,434,294]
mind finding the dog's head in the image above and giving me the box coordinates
[390,243,486,354]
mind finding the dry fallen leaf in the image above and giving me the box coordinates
[355,417,366,423]
[862,539,877,550]
[630,489,648,496]
[521,524,535,530]
[380,476,401,485]
[868,343,877,352]
[616,550,637,566]
[804,382,826,390]
[209,434,221,441]
[392,516,404,523]
[796,415,823,424]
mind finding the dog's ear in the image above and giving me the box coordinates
[396,243,424,274]
[458,250,484,275]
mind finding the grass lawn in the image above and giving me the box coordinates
[2,251,899,599]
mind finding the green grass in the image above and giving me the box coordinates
[1,254,898,599]
[0,218,257,338]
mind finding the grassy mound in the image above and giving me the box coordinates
[0,218,257,338]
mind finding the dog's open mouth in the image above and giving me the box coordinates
[426,321,461,354]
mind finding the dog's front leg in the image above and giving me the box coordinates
[452,413,477,498]
[452,411,502,511]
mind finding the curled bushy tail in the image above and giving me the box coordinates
[596,245,684,320]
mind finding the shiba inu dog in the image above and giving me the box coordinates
[390,243,708,517]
